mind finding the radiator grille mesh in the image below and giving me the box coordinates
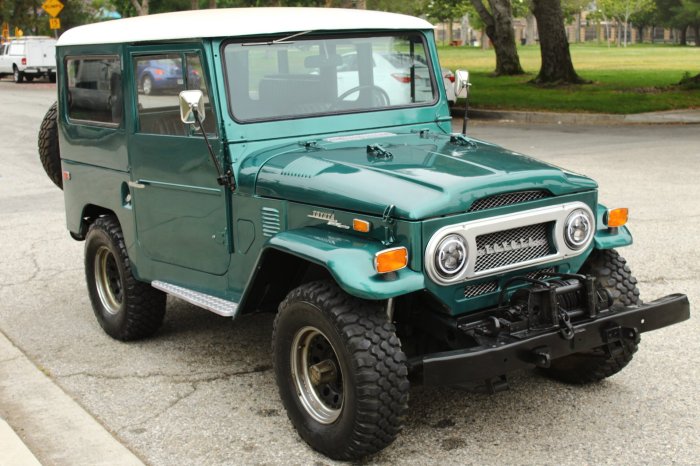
[474,223,552,273]
[468,191,550,213]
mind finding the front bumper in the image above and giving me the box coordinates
[412,293,690,386]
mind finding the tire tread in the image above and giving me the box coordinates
[87,216,166,340]
[38,102,62,189]
[273,281,409,460]
[543,249,641,384]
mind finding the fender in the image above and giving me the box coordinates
[593,204,633,250]
[266,227,425,300]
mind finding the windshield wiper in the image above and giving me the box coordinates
[242,30,313,47]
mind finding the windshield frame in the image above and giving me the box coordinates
[220,31,439,124]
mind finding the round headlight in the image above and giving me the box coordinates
[565,209,593,249]
[435,234,468,278]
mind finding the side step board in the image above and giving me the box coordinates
[151,281,239,318]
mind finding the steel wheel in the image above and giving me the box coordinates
[290,326,344,424]
[93,245,123,315]
[273,281,409,460]
[85,217,166,341]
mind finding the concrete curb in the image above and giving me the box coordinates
[0,418,42,466]
[0,331,145,466]
[461,108,700,125]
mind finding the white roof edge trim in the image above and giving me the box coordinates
[57,7,435,47]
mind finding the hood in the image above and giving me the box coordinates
[251,132,597,220]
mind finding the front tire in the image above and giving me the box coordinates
[542,249,641,384]
[85,216,166,341]
[273,281,409,460]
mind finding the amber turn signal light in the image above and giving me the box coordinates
[605,208,629,228]
[353,219,371,233]
[375,247,408,274]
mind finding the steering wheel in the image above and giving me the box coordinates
[334,85,391,108]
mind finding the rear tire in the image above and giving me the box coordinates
[38,102,63,189]
[542,249,641,384]
[273,281,409,460]
[13,67,23,83]
[24,74,34,82]
[49,72,56,83]
[85,216,166,341]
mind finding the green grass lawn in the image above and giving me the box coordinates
[437,44,700,114]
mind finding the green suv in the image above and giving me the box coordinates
[40,7,690,460]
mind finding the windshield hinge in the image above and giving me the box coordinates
[450,133,478,149]
[367,144,393,161]
[300,140,320,151]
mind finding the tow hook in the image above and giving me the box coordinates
[558,308,575,340]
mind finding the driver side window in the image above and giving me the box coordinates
[134,52,216,136]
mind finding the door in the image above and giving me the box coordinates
[128,47,230,275]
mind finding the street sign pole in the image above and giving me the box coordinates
[42,0,64,37]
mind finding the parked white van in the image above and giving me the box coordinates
[0,36,57,83]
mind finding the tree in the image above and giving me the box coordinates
[655,0,700,45]
[597,0,655,46]
[469,0,525,75]
[130,0,149,15]
[424,0,470,45]
[630,2,659,42]
[530,0,586,84]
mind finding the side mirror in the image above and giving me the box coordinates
[454,69,471,99]
[178,89,205,124]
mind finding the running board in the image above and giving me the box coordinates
[151,281,238,318]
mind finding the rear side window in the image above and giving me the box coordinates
[66,56,122,125]
[8,43,24,55]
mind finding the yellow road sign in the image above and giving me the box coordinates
[42,0,64,18]
[49,18,61,30]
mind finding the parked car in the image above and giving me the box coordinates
[136,57,201,95]
[0,36,56,83]
[442,68,456,105]
[335,51,433,105]
[38,8,689,462]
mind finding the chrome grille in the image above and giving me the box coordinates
[474,223,552,273]
[464,281,498,298]
[468,191,550,212]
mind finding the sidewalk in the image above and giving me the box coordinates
[0,331,145,466]
[464,108,700,125]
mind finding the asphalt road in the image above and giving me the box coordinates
[0,79,698,465]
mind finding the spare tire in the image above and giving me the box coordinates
[38,101,62,189]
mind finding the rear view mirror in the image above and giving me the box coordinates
[454,70,471,98]
[179,90,205,124]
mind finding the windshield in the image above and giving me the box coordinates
[223,33,436,122]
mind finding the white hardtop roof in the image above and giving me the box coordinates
[57,7,434,47]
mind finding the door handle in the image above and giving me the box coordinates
[128,181,146,189]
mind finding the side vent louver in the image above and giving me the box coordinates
[262,207,281,237]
